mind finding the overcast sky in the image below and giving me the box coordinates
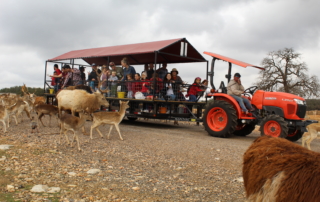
[1,0,319,93]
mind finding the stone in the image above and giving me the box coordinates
[30,185,49,193]
[11,156,19,160]
[0,145,13,150]
[68,172,77,177]
[7,185,15,192]
[47,187,61,193]
[0,156,6,161]
[87,169,101,175]
[234,177,244,183]
[25,178,34,182]
[132,187,140,191]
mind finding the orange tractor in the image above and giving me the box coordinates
[203,52,317,141]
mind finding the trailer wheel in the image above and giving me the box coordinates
[203,100,237,138]
[286,129,303,142]
[234,121,257,136]
[260,115,288,138]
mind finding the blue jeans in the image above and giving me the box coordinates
[231,95,252,112]
[188,95,197,102]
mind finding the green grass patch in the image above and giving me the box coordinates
[0,192,17,202]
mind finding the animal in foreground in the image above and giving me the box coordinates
[34,103,59,127]
[90,100,129,140]
[302,124,319,150]
[243,136,320,202]
[30,117,39,133]
[59,111,92,151]
[56,89,109,135]
[0,104,8,133]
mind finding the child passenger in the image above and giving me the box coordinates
[109,71,118,97]
[126,73,134,98]
[186,77,204,102]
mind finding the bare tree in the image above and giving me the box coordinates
[255,48,320,98]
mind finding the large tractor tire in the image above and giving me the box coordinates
[286,129,304,142]
[203,100,237,138]
[234,121,257,136]
[260,115,288,138]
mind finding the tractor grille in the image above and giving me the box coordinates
[296,104,307,118]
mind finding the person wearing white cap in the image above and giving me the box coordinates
[227,72,254,114]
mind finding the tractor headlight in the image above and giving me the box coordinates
[294,99,304,105]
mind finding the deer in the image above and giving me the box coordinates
[0,102,8,133]
[21,84,46,106]
[301,124,319,150]
[59,110,92,151]
[90,100,129,140]
[34,103,59,127]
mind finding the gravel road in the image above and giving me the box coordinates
[1,114,319,202]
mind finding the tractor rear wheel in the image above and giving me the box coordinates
[234,121,257,136]
[286,129,304,142]
[203,100,237,138]
[260,115,288,138]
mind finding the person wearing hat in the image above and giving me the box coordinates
[227,72,253,114]
[170,68,184,100]
[109,62,123,80]
[88,63,101,92]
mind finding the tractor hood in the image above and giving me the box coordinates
[263,91,305,102]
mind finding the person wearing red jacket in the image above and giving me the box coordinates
[186,77,204,102]
[140,72,150,96]
[133,73,142,97]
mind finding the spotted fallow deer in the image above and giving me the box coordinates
[59,110,92,151]
[90,100,129,140]
[34,103,59,127]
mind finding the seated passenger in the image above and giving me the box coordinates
[227,73,254,114]
[149,73,163,98]
[140,72,150,96]
[125,73,134,98]
[109,71,118,97]
[186,77,204,102]
[170,68,185,101]
[162,73,176,100]
[133,73,142,98]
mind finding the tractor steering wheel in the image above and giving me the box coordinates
[243,86,258,96]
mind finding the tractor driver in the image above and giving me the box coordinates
[227,73,254,114]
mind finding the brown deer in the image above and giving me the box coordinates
[90,100,129,140]
[0,103,8,133]
[34,103,59,127]
[59,110,92,151]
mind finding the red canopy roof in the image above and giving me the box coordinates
[203,51,264,70]
[48,38,206,65]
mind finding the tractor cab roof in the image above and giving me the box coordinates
[203,51,264,70]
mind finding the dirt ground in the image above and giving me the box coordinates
[1,113,320,202]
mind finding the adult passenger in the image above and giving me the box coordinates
[79,66,86,85]
[121,57,136,81]
[157,63,168,80]
[227,73,254,114]
[146,63,154,80]
[61,65,82,88]
[50,64,62,92]
[170,68,184,101]
[88,63,102,92]
[109,62,123,80]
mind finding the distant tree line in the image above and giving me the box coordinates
[0,86,44,96]
[305,99,320,111]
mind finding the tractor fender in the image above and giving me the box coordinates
[214,93,242,118]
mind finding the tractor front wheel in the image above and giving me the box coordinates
[286,129,304,142]
[203,100,237,138]
[260,115,288,138]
